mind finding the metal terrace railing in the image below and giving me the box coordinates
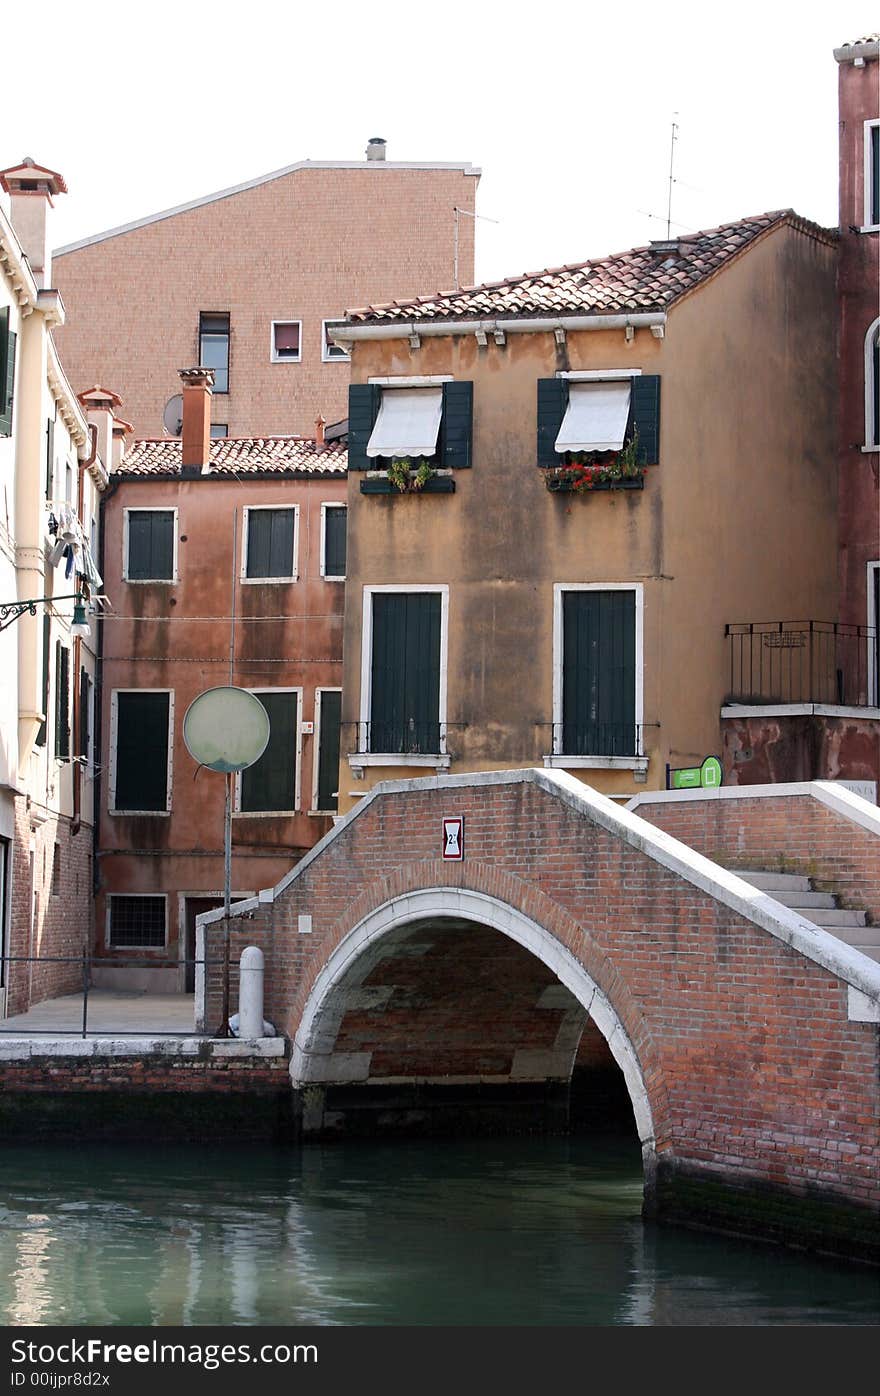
[725,621,878,708]
[0,955,223,1037]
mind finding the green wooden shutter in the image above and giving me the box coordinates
[115,692,170,810]
[246,509,294,578]
[268,509,294,577]
[0,308,14,437]
[45,418,55,498]
[348,383,381,470]
[370,593,441,753]
[79,668,92,761]
[630,376,661,465]
[537,378,568,466]
[128,510,174,580]
[55,643,70,759]
[323,507,347,577]
[317,691,342,810]
[872,126,880,227]
[873,333,879,447]
[151,511,175,578]
[35,615,51,747]
[562,591,635,757]
[241,691,297,811]
[440,381,473,467]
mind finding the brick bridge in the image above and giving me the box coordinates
[204,768,880,1262]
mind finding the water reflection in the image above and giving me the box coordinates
[0,1138,876,1326]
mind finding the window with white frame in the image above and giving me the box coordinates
[322,320,350,362]
[110,690,173,813]
[866,317,880,450]
[865,119,880,229]
[321,503,347,580]
[869,562,880,707]
[551,585,644,764]
[199,313,230,393]
[270,321,302,363]
[242,506,298,582]
[108,894,167,948]
[360,587,448,758]
[313,688,342,812]
[124,508,177,582]
[237,689,300,813]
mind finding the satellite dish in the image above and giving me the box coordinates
[163,394,184,436]
[183,687,270,773]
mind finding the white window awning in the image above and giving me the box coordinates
[555,380,632,453]
[367,387,443,458]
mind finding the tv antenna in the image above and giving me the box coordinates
[163,394,183,437]
[453,206,501,289]
[666,114,679,239]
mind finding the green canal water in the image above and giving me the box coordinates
[0,1136,877,1327]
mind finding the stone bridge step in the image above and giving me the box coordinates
[765,890,837,909]
[735,871,812,891]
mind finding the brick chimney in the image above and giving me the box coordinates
[0,157,68,288]
[178,367,214,473]
[315,414,326,445]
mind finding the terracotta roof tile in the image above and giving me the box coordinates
[117,436,347,477]
[343,211,835,325]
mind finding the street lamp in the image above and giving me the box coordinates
[0,593,92,634]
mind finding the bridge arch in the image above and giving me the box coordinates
[290,886,656,1166]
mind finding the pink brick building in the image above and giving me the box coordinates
[51,143,479,441]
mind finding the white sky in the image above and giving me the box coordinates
[2,0,875,287]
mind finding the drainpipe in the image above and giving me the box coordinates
[70,423,98,837]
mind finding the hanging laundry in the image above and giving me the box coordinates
[47,512,59,537]
[64,544,74,579]
[48,537,67,568]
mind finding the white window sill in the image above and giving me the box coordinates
[124,577,177,584]
[543,754,649,773]
[233,809,298,818]
[861,444,879,454]
[109,808,172,817]
[858,225,879,234]
[239,575,298,585]
[321,574,346,582]
[270,357,302,365]
[348,753,451,771]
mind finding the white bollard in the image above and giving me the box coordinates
[238,945,265,1039]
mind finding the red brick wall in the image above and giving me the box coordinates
[634,790,880,925]
[6,797,94,1017]
[204,777,880,1240]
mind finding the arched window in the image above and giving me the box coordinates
[866,317,880,450]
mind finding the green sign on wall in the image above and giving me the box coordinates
[669,756,723,791]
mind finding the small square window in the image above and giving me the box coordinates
[322,320,350,362]
[243,507,298,581]
[210,423,228,439]
[108,895,167,948]
[124,509,176,582]
[271,321,302,363]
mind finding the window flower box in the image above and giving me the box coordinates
[546,473,644,493]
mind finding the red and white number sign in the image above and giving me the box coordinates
[442,816,464,861]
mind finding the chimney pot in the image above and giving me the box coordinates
[366,137,387,161]
[178,367,214,472]
[315,415,326,446]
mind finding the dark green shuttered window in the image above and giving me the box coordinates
[45,417,55,498]
[322,506,347,578]
[35,615,51,747]
[114,692,170,812]
[872,325,880,448]
[54,643,70,759]
[536,376,661,466]
[561,590,636,757]
[370,593,441,753]
[347,382,473,470]
[0,307,16,437]
[316,690,342,811]
[871,125,879,227]
[126,510,175,580]
[240,691,297,812]
[79,668,92,763]
[245,508,296,579]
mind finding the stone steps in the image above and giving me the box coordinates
[732,868,880,965]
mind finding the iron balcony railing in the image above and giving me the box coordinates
[725,621,879,707]
[347,720,453,756]
[550,721,646,758]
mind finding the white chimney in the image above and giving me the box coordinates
[366,137,387,162]
[0,157,68,289]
